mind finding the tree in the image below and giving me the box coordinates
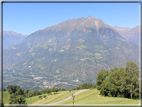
[16,95,27,104]
[9,94,26,104]
[61,88,66,91]
[117,67,127,97]
[110,66,119,73]
[81,83,87,89]
[97,62,139,99]
[38,95,42,99]
[28,90,33,97]
[52,87,59,94]
[7,85,24,95]
[76,86,80,90]
[43,95,47,99]
[96,69,109,90]
[100,80,109,96]
[125,61,139,99]
[110,71,119,97]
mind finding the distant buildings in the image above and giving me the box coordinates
[43,81,48,85]
[34,77,43,80]
[73,79,79,82]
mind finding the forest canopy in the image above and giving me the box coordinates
[96,61,139,99]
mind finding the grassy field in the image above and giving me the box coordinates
[3,91,10,104]
[25,93,49,104]
[3,89,139,105]
[61,89,139,104]
[32,90,79,104]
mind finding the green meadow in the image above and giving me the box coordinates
[61,89,139,104]
[32,90,79,104]
[3,89,139,105]
[3,91,10,104]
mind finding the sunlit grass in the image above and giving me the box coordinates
[60,89,139,104]
[3,91,10,104]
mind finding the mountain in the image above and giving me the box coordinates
[113,26,140,46]
[3,31,27,49]
[3,16,139,90]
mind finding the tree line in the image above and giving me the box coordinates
[96,61,139,99]
[72,83,96,90]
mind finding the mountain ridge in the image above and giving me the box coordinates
[113,25,139,46]
[3,16,139,90]
[3,31,28,49]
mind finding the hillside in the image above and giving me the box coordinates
[113,26,139,46]
[3,89,139,105]
[3,91,10,104]
[3,16,139,90]
[61,89,139,104]
[3,31,27,49]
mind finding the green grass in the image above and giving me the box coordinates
[25,94,49,104]
[3,89,139,105]
[3,91,10,104]
[45,90,79,104]
[32,90,79,104]
[61,89,139,104]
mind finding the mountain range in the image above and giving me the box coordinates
[3,30,27,49]
[113,26,139,46]
[3,16,140,90]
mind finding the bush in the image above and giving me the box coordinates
[38,95,42,99]
[43,95,47,98]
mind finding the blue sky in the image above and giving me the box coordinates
[3,3,140,35]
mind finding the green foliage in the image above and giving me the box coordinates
[9,94,26,104]
[7,85,27,104]
[3,88,6,91]
[43,95,47,98]
[96,69,109,90]
[74,83,96,90]
[52,87,59,94]
[7,85,24,95]
[23,89,41,98]
[58,88,66,91]
[96,61,139,99]
[38,95,42,99]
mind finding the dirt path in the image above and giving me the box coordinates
[39,89,89,106]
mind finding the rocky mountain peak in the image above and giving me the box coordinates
[86,15,96,20]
